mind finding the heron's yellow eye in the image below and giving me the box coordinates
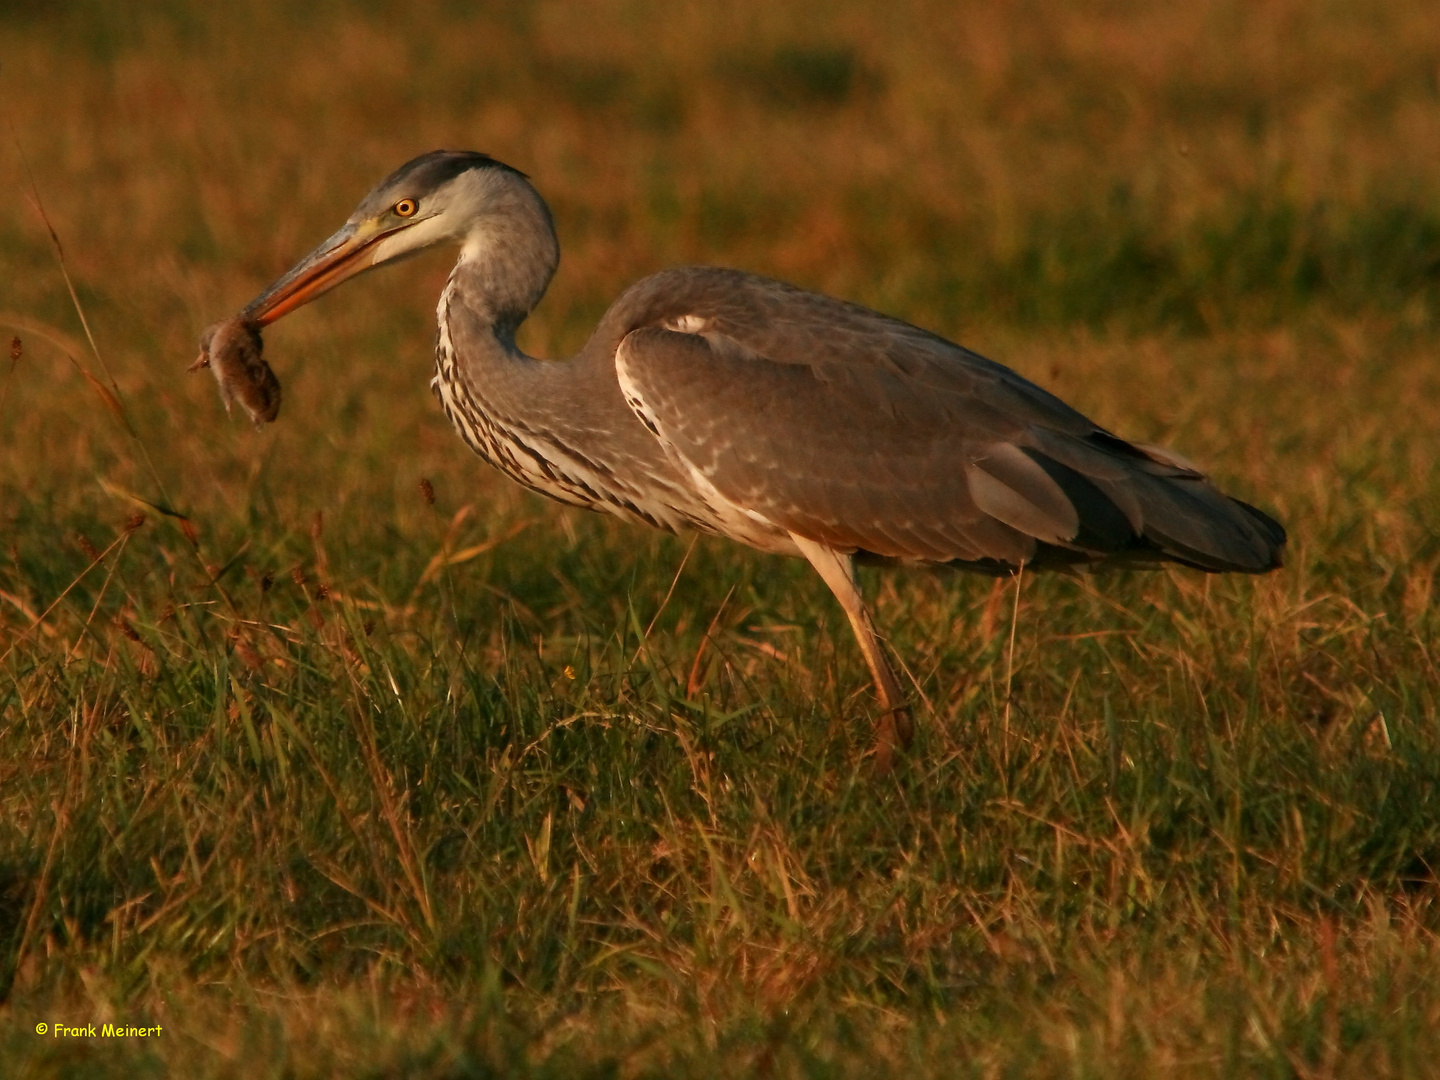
[394,198,418,218]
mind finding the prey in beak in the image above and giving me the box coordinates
[189,316,280,426]
[191,198,426,425]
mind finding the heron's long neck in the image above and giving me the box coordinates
[431,207,702,530]
[449,195,559,344]
[432,203,616,503]
[434,201,561,427]
[434,246,551,440]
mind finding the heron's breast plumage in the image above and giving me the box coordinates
[431,276,728,539]
[431,279,614,511]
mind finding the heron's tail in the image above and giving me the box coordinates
[1023,430,1286,573]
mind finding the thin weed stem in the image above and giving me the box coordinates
[1003,560,1025,757]
[639,535,699,645]
[64,530,133,662]
[0,529,127,668]
[0,335,19,421]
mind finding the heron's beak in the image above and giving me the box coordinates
[243,219,401,327]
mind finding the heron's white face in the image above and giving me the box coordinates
[363,167,501,264]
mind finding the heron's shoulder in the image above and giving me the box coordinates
[607,266,797,321]
[609,266,991,365]
[608,266,935,342]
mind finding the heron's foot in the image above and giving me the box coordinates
[872,704,914,775]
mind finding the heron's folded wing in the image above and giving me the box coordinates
[617,326,1068,564]
[614,322,1283,571]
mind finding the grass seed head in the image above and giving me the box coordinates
[419,477,436,505]
[232,637,266,671]
[75,533,100,561]
[8,337,20,364]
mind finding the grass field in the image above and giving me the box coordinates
[1,0,1439,1075]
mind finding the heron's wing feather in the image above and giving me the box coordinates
[614,300,1283,572]
[619,267,1102,432]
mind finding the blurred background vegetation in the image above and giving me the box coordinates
[1,1,1438,1076]
[5,0,1440,340]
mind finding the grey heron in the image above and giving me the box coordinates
[227,150,1285,768]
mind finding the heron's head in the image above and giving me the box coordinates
[245,150,555,326]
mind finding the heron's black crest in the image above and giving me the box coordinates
[376,150,528,197]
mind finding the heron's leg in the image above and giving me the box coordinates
[790,534,913,769]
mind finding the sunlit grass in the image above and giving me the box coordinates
[1,1,1439,1075]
